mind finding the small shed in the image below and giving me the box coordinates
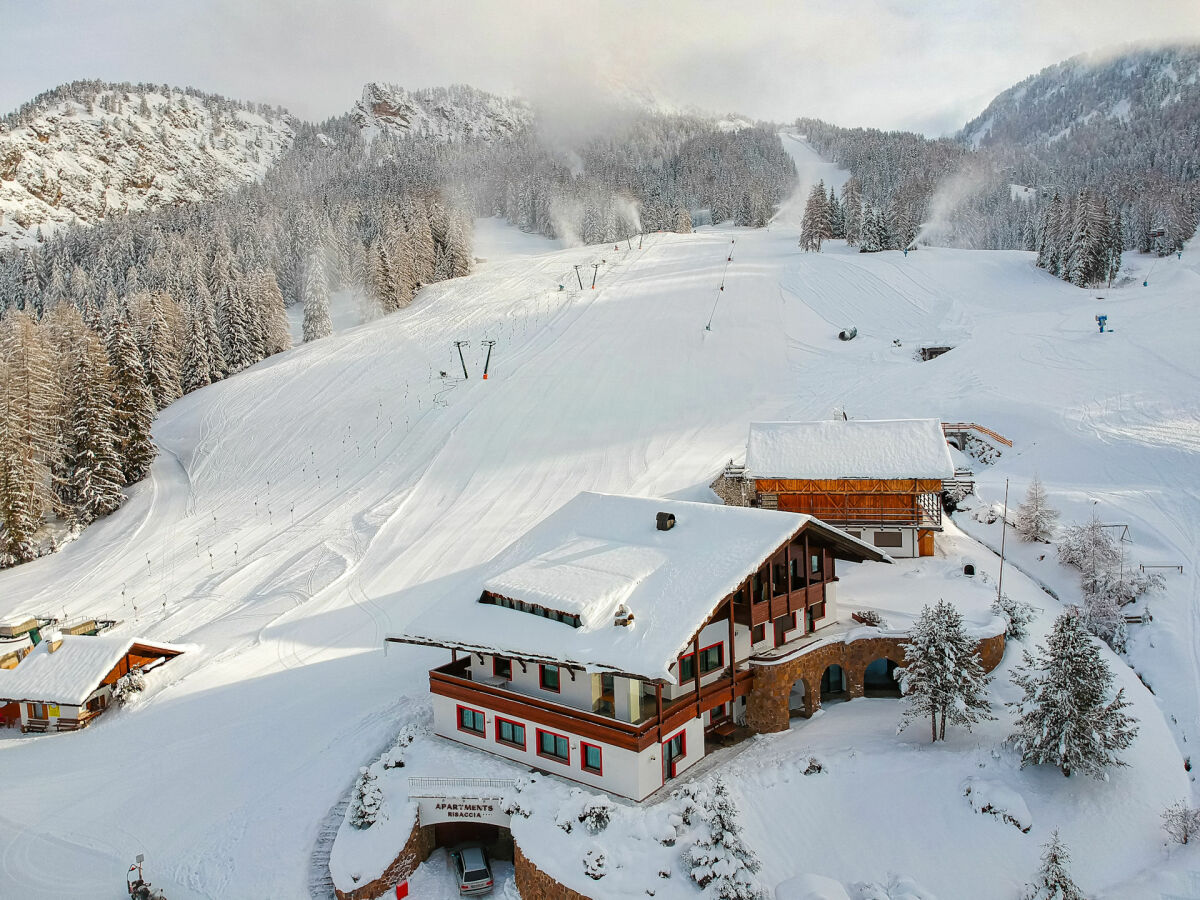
[0,633,185,733]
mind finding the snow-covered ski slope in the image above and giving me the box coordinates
[1,138,1198,898]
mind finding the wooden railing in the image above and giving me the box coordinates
[430,660,754,753]
[941,422,1013,448]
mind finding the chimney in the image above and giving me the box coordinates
[656,512,675,532]
[46,630,64,653]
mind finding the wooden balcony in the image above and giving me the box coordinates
[430,658,754,753]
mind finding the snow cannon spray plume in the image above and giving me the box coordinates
[915,158,994,248]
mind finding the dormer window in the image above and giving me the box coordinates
[479,592,582,628]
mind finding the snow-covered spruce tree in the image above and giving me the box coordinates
[1015,476,1059,543]
[218,283,257,374]
[897,599,994,742]
[180,300,212,394]
[674,208,693,234]
[841,179,863,246]
[58,327,125,524]
[799,181,830,252]
[1022,831,1085,900]
[254,269,293,356]
[686,778,764,900]
[103,313,157,485]
[302,252,333,343]
[1161,800,1200,845]
[1008,610,1138,778]
[348,766,384,829]
[111,666,147,705]
[992,593,1036,641]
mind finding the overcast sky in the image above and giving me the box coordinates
[4,1,1200,135]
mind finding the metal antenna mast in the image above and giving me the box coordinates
[453,340,470,379]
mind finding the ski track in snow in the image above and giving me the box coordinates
[0,139,1198,899]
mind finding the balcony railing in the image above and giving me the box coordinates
[430,659,753,753]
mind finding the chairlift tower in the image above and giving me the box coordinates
[453,340,470,379]
[481,340,497,380]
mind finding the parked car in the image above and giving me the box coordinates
[450,844,494,896]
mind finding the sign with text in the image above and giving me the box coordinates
[416,796,511,827]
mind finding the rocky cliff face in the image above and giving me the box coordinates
[0,82,295,247]
[350,82,533,143]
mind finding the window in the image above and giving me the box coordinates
[811,553,821,575]
[457,705,485,736]
[493,656,512,680]
[753,571,767,602]
[496,717,526,749]
[873,531,904,548]
[581,742,603,774]
[751,624,766,644]
[539,664,561,692]
[537,728,570,764]
[678,642,724,683]
[663,729,687,780]
[810,600,826,621]
[710,703,728,721]
[28,703,47,720]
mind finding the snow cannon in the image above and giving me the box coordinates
[127,855,168,900]
[1095,314,1108,334]
[838,327,858,341]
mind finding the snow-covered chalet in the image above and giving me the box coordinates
[725,418,955,558]
[0,633,184,733]
[387,492,890,802]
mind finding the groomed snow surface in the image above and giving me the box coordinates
[1,137,1198,898]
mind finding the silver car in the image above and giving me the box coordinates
[450,844,494,896]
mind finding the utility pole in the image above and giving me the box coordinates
[591,263,600,289]
[573,265,584,290]
[997,479,1010,603]
[453,340,470,379]
[626,235,632,250]
[638,233,643,250]
[480,340,496,380]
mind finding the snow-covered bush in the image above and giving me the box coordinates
[962,778,1032,832]
[111,667,147,705]
[1161,800,1200,845]
[1008,610,1139,778]
[853,609,887,628]
[854,874,938,900]
[992,592,1036,641]
[582,847,606,880]
[579,796,612,834]
[803,757,824,776]
[685,778,764,900]
[1022,831,1085,900]
[348,766,384,829]
[1057,518,1163,650]
[1015,476,1058,542]
[897,599,993,743]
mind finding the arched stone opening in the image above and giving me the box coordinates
[820,664,848,703]
[862,657,902,697]
[787,676,817,718]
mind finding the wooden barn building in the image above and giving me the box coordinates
[738,418,955,558]
[387,492,890,802]
[0,633,185,733]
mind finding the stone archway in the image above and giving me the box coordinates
[787,676,817,719]
[862,657,902,697]
[746,632,1006,735]
[820,664,847,702]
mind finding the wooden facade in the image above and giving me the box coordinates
[758,478,944,529]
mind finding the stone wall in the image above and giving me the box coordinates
[334,821,435,900]
[746,630,1006,734]
[514,843,595,900]
[710,472,752,507]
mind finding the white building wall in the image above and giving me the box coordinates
[844,527,917,558]
[468,653,596,712]
[433,692,709,802]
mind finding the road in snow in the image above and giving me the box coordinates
[0,136,1197,898]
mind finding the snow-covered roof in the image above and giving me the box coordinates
[389,492,889,682]
[0,634,185,705]
[745,419,955,480]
